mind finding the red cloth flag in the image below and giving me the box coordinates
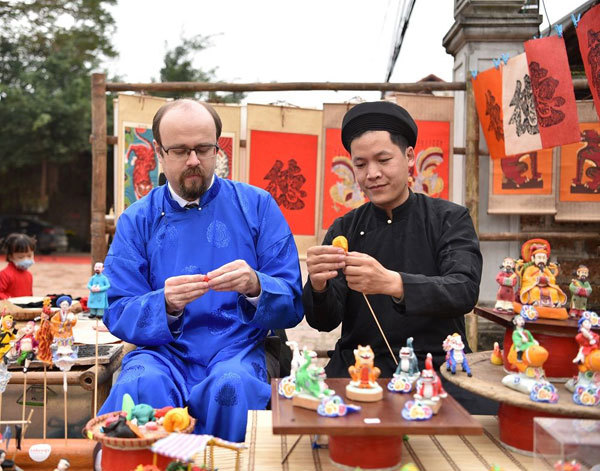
[576,3,600,120]
[524,35,580,149]
[472,67,506,159]
[503,52,543,155]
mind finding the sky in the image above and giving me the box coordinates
[105,0,589,108]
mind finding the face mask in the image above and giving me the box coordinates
[14,258,34,270]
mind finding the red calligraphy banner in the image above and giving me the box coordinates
[321,128,366,230]
[410,120,450,200]
[249,130,318,235]
[576,4,600,120]
[559,122,600,202]
[472,67,506,159]
[524,36,580,149]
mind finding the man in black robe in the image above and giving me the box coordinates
[303,101,495,413]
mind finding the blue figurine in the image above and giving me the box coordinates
[87,262,110,319]
[443,333,472,377]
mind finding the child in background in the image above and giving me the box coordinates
[0,233,36,299]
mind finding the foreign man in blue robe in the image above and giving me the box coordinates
[99,99,304,441]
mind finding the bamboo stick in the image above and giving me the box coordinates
[362,294,398,366]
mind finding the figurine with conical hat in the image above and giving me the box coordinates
[502,315,558,402]
[413,353,447,414]
[569,265,592,318]
[567,317,600,405]
[494,257,517,313]
[514,238,568,319]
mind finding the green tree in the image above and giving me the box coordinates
[0,0,117,172]
[155,34,245,103]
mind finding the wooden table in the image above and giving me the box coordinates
[475,305,585,379]
[440,351,600,453]
[249,410,535,471]
[272,378,482,469]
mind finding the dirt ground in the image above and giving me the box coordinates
[5,254,340,354]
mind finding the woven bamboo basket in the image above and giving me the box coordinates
[83,412,195,450]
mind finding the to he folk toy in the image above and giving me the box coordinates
[413,353,447,414]
[346,345,383,402]
[567,317,600,406]
[502,315,558,402]
[292,349,334,409]
[388,337,420,393]
[494,257,517,313]
[514,239,568,319]
[569,265,592,318]
[443,333,472,377]
[87,262,110,319]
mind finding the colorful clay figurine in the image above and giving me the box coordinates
[346,345,383,402]
[514,239,568,319]
[582,310,600,327]
[15,321,38,373]
[494,257,517,313]
[502,315,558,402]
[162,407,191,432]
[401,400,433,421]
[87,262,110,319]
[293,349,334,409]
[102,413,141,438]
[317,395,361,417]
[490,342,503,365]
[443,333,472,376]
[388,337,420,393]
[0,314,17,364]
[413,353,447,414]
[569,265,592,318]
[131,403,155,426]
[35,297,54,366]
[54,458,70,471]
[554,460,581,471]
[278,341,305,399]
[567,317,600,406]
[51,296,78,372]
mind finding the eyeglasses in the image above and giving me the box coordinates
[160,143,220,160]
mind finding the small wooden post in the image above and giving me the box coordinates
[91,73,108,268]
[465,73,480,352]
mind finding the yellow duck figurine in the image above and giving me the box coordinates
[490,341,503,365]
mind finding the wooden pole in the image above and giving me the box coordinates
[106,81,468,93]
[21,377,26,430]
[91,73,108,268]
[43,365,47,440]
[64,371,68,446]
[465,73,480,353]
[94,318,99,416]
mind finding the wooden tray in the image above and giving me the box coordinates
[271,378,483,436]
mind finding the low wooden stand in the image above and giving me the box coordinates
[440,351,600,453]
[272,378,482,470]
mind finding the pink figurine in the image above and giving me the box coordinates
[15,321,38,373]
[494,257,517,313]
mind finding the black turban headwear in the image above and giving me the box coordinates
[341,101,418,152]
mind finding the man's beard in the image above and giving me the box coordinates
[178,168,208,200]
[579,275,587,281]
[537,262,546,270]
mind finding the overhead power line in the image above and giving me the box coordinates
[384,0,417,83]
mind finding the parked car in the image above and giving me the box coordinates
[0,215,69,254]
